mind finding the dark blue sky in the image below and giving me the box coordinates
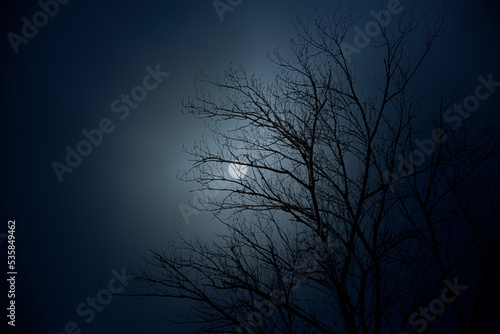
[1,0,500,333]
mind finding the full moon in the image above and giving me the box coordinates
[228,162,248,179]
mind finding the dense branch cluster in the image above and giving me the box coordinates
[127,3,500,333]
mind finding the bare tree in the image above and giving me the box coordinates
[127,3,500,333]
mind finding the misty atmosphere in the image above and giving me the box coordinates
[1,0,500,333]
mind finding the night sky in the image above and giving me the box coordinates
[1,0,500,333]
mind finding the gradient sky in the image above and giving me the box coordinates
[1,0,500,333]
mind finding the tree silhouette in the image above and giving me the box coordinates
[127,3,500,333]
